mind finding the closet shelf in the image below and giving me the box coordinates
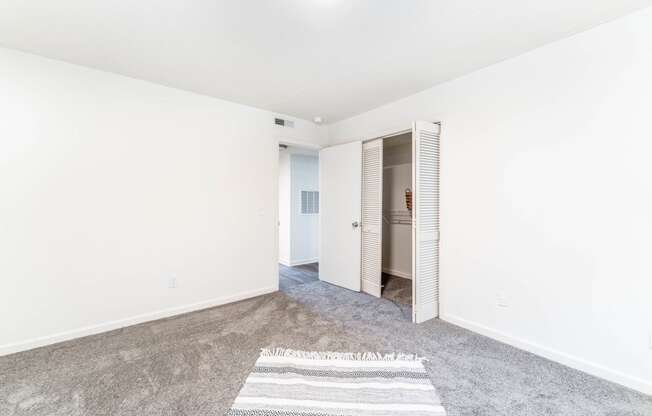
[383,210,412,225]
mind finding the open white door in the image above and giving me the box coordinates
[412,121,441,323]
[319,141,362,291]
[361,139,383,297]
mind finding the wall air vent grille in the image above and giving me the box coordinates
[301,191,319,214]
[275,117,294,128]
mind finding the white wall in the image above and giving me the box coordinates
[328,7,652,394]
[0,47,325,355]
[278,151,292,265]
[290,154,320,265]
[382,143,412,279]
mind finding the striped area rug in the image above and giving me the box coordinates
[227,348,446,416]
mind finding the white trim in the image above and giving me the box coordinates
[382,267,412,280]
[369,128,412,142]
[278,139,323,151]
[0,286,277,357]
[289,258,319,266]
[441,314,652,396]
[279,257,292,267]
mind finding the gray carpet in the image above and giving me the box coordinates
[1,268,651,415]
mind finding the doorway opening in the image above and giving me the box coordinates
[358,121,440,323]
[278,143,320,291]
[380,132,413,307]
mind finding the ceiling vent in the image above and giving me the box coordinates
[274,117,294,128]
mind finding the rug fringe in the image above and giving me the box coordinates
[260,347,427,362]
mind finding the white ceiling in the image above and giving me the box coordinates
[1,1,651,122]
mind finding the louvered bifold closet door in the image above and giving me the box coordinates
[361,139,383,297]
[412,121,441,323]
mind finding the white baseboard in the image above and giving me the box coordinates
[290,258,318,266]
[279,257,292,267]
[441,314,652,396]
[382,267,412,280]
[0,286,277,357]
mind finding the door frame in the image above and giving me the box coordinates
[275,139,324,289]
[364,129,411,143]
[363,122,441,323]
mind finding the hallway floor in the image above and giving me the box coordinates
[1,275,650,415]
[278,262,319,291]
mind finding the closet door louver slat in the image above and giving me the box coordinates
[361,139,383,297]
[413,121,440,323]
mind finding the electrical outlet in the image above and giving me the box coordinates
[168,276,177,289]
[649,331,652,350]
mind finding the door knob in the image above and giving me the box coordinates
[352,221,360,228]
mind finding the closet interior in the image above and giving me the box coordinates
[381,132,413,306]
